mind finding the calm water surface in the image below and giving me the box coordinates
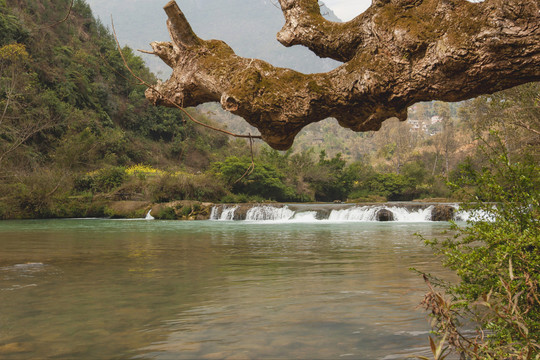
[0,219,454,359]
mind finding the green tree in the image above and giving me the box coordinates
[305,151,355,201]
[421,139,540,359]
[366,173,414,201]
[213,156,298,201]
[0,0,28,46]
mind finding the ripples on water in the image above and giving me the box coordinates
[0,219,455,359]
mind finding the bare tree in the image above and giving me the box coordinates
[144,0,540,150]
[460,82,540,159]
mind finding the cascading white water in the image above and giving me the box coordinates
[454,208,495,222]
[245,206,295,221]
[391,205,434,222]
[328,207,380,221]
[209,206,218,220]
[209,204,458,222]
[211,205,238,220]
[326,205,434,222]
[290,211,319,222]
[145,210,154,220]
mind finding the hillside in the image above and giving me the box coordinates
[0,0,234,218]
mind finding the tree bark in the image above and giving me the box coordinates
[146,0,540,150]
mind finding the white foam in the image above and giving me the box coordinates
[290,211,318,222]
[391,205,433,222]
[209,204,444,222]
[328,206,378,221]
[245,205,295,221]
[211,205,239,220]
[455,208,495,222]
[145,210,154,220]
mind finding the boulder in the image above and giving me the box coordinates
[376,209,394,221]
[232,204,252,220]
[315,209,331,220]
[431,205,455,221]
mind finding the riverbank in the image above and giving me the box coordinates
[0,199,460,222]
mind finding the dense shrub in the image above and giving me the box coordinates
[153,206,176,220]
[150,172,227,203]
[2,169,84,218]
[0,1,28,46]
[420,143,540,359]
[213,156,300,202]
[219,193,266,203]
[304,152,355,202]
[75,166,126,193]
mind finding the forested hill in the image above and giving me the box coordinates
[1,0,232,164]
[0,0,232,218]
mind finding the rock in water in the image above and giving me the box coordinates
[431,205,455,221]
[376,209,394,221]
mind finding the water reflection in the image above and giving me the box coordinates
[0,220,453,359]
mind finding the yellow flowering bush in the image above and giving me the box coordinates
[0,43,29,62]
[171,170,192,177]
[125,164,164,177]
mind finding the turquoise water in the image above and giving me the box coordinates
[0,219,453,359]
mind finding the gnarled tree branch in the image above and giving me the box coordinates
[276,0,364,62]
[146,0,540,150]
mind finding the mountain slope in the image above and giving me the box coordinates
[0,0,232,218]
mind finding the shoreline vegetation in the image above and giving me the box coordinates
[144,199,460,222]
[0,198,459,221]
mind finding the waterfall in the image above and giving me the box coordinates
[326,205,434,222]
[454,208,495,222]
[209,206,218,220]
[391,206,434,222]
[211,205,239,220]
[290,211,319,222]
[245,205,295,221]
[328,206,380,221]
[209,203,459,222]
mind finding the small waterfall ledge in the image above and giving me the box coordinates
[145,210,155,220]
[210,203,461,222]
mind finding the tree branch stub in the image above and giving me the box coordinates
[163,1,200,48]
[146,0,540,150]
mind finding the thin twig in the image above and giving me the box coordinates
[39,0,74,29]
[0,68,17,127]
[138,49,156,55]
[110,18,261,141]
[98,52,141,85]
[510,114,540,136]
[46,173,66,197]
[234,134,255,184]
[270,0,281,10]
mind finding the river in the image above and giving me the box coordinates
[0,218,454,359]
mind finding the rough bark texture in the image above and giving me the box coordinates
[146,0,540,150]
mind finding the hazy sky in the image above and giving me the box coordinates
[323,0,371,21]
